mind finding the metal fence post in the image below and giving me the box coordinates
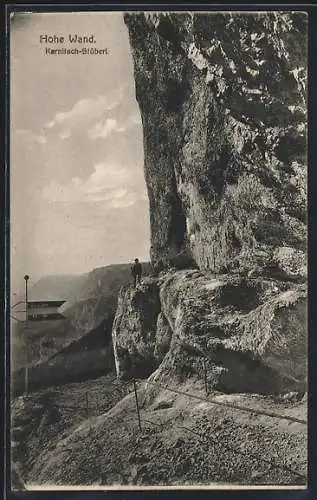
[86,391,89,420]
[133,379,142,431]
[212,245,216,271]
[203,358,208,396]
[85,391,92,433]
[24,275,29,395]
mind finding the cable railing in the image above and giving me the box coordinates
[11,374,307,486]
[144,379,307,425]
[139,413,306,481]
[130,378,307,483]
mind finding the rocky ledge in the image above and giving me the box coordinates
[112,271,306,395]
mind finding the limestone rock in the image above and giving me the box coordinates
[112,270,306,394]
[154,312,173,363]
[124,12,307,279]
[271,246,307,281]
[111,13,307,396]
[112,281,161,379]
[155,270,306,393]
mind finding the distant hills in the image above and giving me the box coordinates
[29,262,152,306]
[25,273,87,301]
[61,262,152,335]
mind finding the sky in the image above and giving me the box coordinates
[10,12,150,296]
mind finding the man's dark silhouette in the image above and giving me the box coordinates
[131,258,142,288]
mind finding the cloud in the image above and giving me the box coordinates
[59,130,71,140]
[88,112,142,140]
[41,162,146,208]
[44,86,126,139]
[42,86,142,143]
[88,118,119,139]
[110,192,138,208]
[15,129,47,144]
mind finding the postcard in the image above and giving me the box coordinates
[8,9,307,490]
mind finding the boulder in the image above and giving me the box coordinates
[112,270,307,394]
[112,281,161,379]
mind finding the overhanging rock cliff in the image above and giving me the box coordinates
[112,12,307,395]
[124,12,307,279]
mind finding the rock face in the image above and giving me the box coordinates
[124,12,307,279]
[112,281,161,379]
[112,12,307,395]
[156,270,307,393]
[113,271,306,394]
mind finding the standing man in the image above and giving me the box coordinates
[131,258,142,288]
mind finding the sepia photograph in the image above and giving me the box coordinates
[9,9,307,490]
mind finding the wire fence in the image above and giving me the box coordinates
[130,377,307,483]
[144,379,307,425]
[12,372,307,485]
[138,411,306,481]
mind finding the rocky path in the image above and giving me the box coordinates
[13,377,307,488]
[11,373,132,488]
